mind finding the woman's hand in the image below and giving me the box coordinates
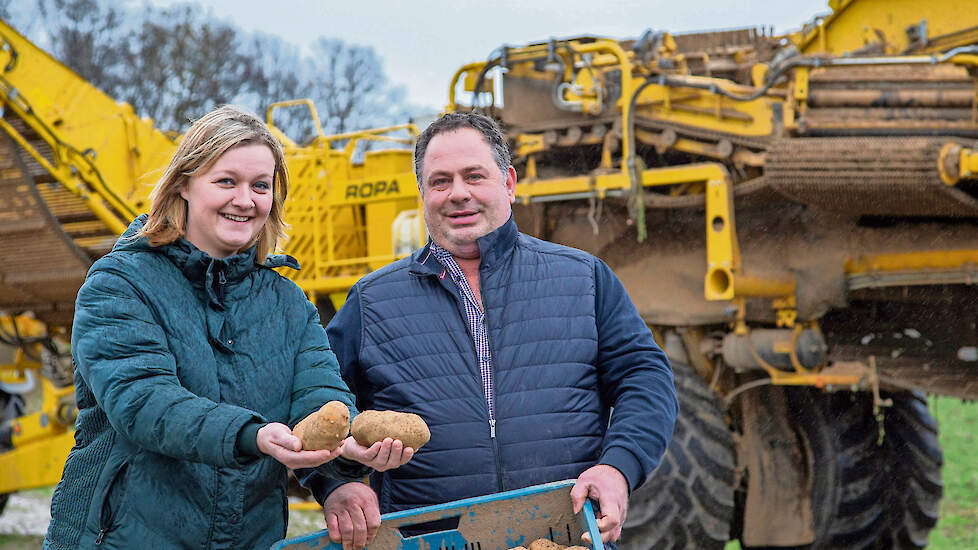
[256,422,343,469]
[339,436,414,471]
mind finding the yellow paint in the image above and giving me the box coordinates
[791,0,978,55]
[515,133,546,158]
[0,430,76,493]
[845,250,978,273]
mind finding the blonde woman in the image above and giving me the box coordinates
[44,105,409,549]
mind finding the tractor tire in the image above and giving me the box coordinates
[620,361,736,550]
[824,390,942,549]
[736,387,942,550]
[736,386,841,550]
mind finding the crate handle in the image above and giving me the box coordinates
[395,515,461,538]
[582,500,604,550]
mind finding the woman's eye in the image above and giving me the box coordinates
[217,177,234,186]
[253,181,271,191]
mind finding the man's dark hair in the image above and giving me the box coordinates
[414,112,511,188]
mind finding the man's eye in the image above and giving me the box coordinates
[467,173,484,181]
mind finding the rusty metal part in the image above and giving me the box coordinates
[722,328,827,371]
[828,346,978,400]
[798,64,978,134]
[634,114,771,151]
[766,137,978,217]
[670,27,776,54]
[807,88,976,108]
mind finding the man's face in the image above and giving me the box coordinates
[420,128,516,258]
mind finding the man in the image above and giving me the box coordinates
[300,112,678,549]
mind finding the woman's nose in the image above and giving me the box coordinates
[230,185,255,208]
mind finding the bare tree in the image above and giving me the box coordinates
[308,38,413,135]
[4,0,418,134]
[239,32,320,143]
[119,3,254,129]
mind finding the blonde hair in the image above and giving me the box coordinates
[139,105,289,262]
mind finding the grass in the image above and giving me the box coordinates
[0,534,43,549]
[927,396,978,550]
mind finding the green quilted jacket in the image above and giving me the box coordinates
[45,215,360,549]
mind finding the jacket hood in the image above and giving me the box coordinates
[112,215,300,308]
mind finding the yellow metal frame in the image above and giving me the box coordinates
[939,143,978,185]
[791,0,978,55]
[0,316,76,493]
[449,39,640,187]
[0,21,175,235]
[846,249,978,274]
[270,117,425,295]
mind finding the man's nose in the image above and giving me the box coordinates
[447,177,471,201]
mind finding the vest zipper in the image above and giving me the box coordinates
[434,265,505,492]
[482,274,505,493]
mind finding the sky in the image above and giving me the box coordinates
[149,0,832,112]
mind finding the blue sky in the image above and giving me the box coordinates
[150,0,831,111]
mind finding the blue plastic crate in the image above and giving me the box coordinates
[272,479,604,550]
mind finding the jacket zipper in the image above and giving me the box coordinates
[435,268,505,492]
[487,349,504,493]
[480,271,505,493]
[95,461,129,545]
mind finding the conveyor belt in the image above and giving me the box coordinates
[0,134,91,327]
[766,137,978,217]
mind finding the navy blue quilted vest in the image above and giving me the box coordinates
[355,219,604,512]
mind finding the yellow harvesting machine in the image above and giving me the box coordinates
[1,0,978,547]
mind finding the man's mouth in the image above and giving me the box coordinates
[447,210,479,222]
[221,213,250,223]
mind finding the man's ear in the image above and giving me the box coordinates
[505,165,517,203]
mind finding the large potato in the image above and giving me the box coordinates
[351,410,430,450]
[293,401,350,450]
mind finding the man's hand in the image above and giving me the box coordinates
[256,422,343,469]
[340,435,415,471]
[571,464,629,544]
[324,482,381,550]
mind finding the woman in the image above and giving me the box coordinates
[44,105,408,549]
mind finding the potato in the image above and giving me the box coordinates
[293,401,350,450]
[527,540,564,550]
[351,410,430,450]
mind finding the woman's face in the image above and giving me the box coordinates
[180,144,275,259]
